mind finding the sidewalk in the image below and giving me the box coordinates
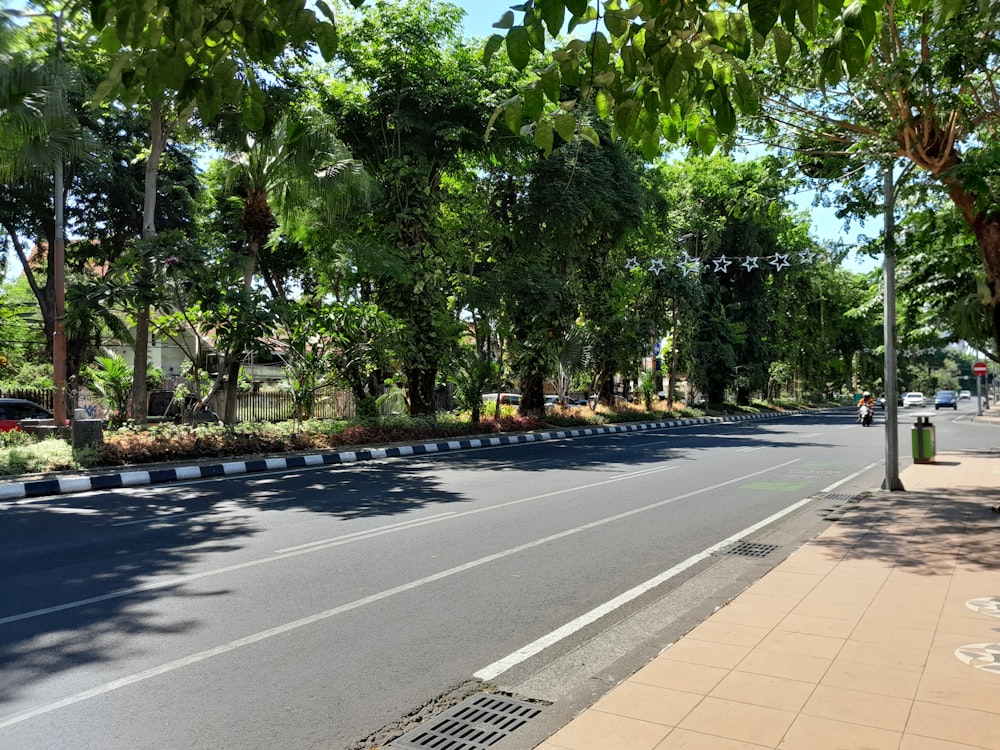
[535,444,1000,749]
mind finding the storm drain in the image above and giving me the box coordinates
[822,493,857,504]
[391,694,543,750]
[724,541,781,558]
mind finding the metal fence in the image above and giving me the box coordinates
[1,388,355,422]
[236,389,355,422]
[0,388,54,411]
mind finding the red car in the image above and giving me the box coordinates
[0,398,53,432]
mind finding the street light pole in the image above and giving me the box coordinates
[882,167,904,490]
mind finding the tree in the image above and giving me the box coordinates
[488,2,1000,359]
[326,0,507,416]
[87,0,349,422]
[486,0,883,156]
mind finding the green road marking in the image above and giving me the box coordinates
[742,480,812,492]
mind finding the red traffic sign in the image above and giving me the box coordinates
[973,361,988,376]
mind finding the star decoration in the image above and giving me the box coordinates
[741,256,759,272]
[648,257,667,275]
[713,255,732,274]
[675,250,695,269]
[625,257,639,270]
[798,250,816,264]
[770,253,791,271]
[681,260,701,278]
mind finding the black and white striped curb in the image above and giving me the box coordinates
[0,410,803,501]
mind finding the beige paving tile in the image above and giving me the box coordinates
[631,658,730,696]
[778,714,902,749]
[916,671,1000,715]
[735,648,832,683]
[936,614,1000,638]
[835,640,928,672]
[534,743,567,750]
[659,638,753,670]
[923,651,1000,685]
[684,620,772,648]
[592,682,703,726]
[746,571,823,599]
[678,696,796,747]
[789,596,868,624]
[653,728,772,749]
[775,613,856,639]
[709,671,815,712]
[813,575,884,594]
[797,585,878,608]
[819,659,921,699]
[899,734,987,750]
[546,710,671,750]
[855,603,942,630]
[709,598,790,630]
[849,619,935,650]
[906,701,1000,748]
[800,684,913,731]
[755,630,845,660]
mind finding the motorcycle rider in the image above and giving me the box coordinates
[857,391,875,424]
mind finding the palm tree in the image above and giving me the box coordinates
[213,102,373,422]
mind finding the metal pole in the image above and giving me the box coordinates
[977,374,982,416]
[882,167,904,490]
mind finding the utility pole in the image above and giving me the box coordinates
[882,167,904,490]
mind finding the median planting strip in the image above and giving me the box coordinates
[0,410,806,501]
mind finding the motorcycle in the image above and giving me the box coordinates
[857,402,873,427]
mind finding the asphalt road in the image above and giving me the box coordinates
[0,405,989,749]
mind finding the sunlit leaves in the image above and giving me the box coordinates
[505,25,531,69]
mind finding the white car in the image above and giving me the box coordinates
[959,390,972,400]
[902,391,926,407]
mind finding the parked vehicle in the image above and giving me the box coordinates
[0,398,53,432]
[934,390,958,409]
[902,392,926,407]
[959,390,972,400]
[482,392,521,406]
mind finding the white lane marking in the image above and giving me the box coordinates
[735,446,765,453]
[275,512,458,553]
[0,464,679,625]
[475,489,818,681]
[0,460,799,727]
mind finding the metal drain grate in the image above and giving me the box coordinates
[724,541,781,558]
[391,694,543,750]
[822,493,857,503]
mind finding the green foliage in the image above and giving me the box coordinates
[448,346,499,424]
[0,361,53,390]
[0,437,78,475]
[85,350,133,428]
[489,0,884,153]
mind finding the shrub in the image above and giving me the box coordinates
[0,438,77,476]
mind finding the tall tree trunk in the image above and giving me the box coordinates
[518,371,545,416]
[131,100,169,425]
[950,184,1000,358]
[406,366,436,417]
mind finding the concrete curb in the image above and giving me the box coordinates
[0,410,808,501]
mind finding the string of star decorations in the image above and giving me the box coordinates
[626,249,820,277]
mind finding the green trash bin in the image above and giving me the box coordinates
[912,416,935,463]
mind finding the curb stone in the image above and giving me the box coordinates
[0,410,811,501]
